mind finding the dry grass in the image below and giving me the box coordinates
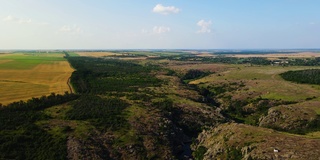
[228,52,320,58]
[0,54,74,105]
[168,62,231,74]
[120,57,148,60]
[76,52,119,57]
[160,59,320,103]
[286,101,320,115]
[305,131,320,139]
[166,60,320,102]
[0,60,12,64]
[195,53,215,57]
[196,123,320,159]
[0,53,12,57]
[76,52,150,60]
[189,65,320,102]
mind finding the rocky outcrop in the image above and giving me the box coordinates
[67,135,112,160]
[259,105,318,132]
[192,123,320,160]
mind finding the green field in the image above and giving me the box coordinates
[65,52,80,57]
[0,53,74,105]
[0,53,65,69]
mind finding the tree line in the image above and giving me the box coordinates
[280,69,320,85]
[66,57,161,93]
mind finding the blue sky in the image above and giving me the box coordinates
[0,0,319,49]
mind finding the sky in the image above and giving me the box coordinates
[0,0,319,49]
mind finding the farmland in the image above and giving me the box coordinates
[0,52,74,105]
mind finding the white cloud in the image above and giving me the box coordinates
[19,19,32,24]
[37,22,49,26]
[197,20,212,33]
[153,4,180,15]
[153,26,171,34]
[3,15,18,22]
[59,25,84,35]
[141,29,149,34]
[142,26,171,35]
[3,15,32,24]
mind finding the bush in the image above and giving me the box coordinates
[193,146,207,160]
[181,69,211,82]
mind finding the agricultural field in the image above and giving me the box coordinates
[75,51,184,59]
[76,51,115,57]
[0,52,74,105]
[227,52,320,58]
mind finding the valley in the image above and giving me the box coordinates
[1,50,320,159]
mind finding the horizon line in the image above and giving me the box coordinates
[1,48,320,51]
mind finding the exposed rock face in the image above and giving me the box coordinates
[259,105,318,132]
[67,135,112,160]
[192,123,320,160]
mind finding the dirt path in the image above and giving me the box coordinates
[67,77,73,94]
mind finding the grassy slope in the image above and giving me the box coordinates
[185,65,320,159]
[193,123,320,160]
[191,64,320,102]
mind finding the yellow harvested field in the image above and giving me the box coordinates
[0,60,12,64]
[0,54,12,57]
[0,61,74,105]
[120,57,148,60]
[196,53,215,57]
[76,52,120,57]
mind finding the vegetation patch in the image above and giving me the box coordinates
[226,147,243,160]
[181,69,211,83]
[192,146,207,160]
[280,69,320,85]
[0,93,79,159]
[67,57,161,93]
[66,95,129,131]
